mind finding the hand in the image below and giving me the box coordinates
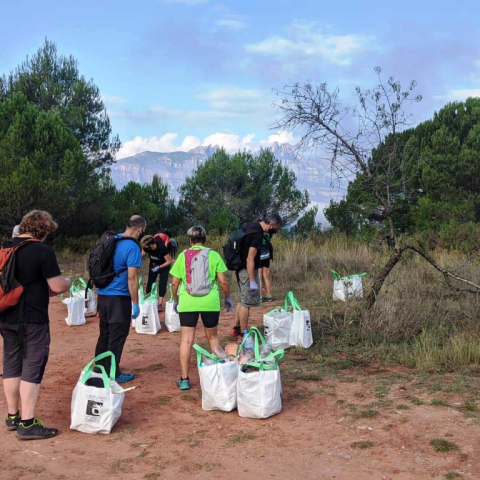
[225,297,234,312]
[132,303,140,319]
[173,301,179,314]
[249,280,259,293]
[151,266,160,273]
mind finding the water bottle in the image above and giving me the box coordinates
[213,346,226,360]
[243,330,254,350]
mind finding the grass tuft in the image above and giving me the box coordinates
[351,441,374,449]
[430,438,459,453]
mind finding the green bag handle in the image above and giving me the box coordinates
[72,277,88,289]
[79,351,117,387]
[331,270,367,281]
[285,291,303,311]
[168,283,174,301]
[237,326,282,370]
[248,348,285,371]
[143,282,158,303]
[193,344,219,366]
[61,282,83,302]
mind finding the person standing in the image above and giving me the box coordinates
[170,226,233,390]
[0,210,71,440]
[95,215,145,384]
[140,235,172,311]
[231,213,283,342]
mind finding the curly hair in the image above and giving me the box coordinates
[19,210,58,239]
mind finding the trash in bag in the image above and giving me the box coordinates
[193,344,238,412]
[263,307,292,350]
[237,326,285,419]
[135,282,161,335]
[165,283,181,332]
[285,291,313,349]
[61,284,86,327]
[72,277,97,317]
[332,270,367,301]
[70,352,127,434]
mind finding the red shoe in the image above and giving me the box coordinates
[230,326,241,338]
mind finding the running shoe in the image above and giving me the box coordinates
[116,373,135,383]
[230,325,241,338]
[16,418,58,440]
[264,296,273,302]
[177,378,190,390]
[5,413,20,431]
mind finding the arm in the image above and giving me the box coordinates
[128,267,139,304]
[171,276,181,302]
[159,254,172,269]
[247,247,257,281]
[47,275,71,294]
[216,272,231,297]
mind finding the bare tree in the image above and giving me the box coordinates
[273,67,422,247]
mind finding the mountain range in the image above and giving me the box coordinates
[109,143,343,222]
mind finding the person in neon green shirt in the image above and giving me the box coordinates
[170,226,233,391]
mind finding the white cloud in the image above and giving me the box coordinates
[197,87,268,111]
[260,131,298,146]
[102,95,128,105]
[117,133,201,159]
[162,0,207,4]
[117,130,296,159]
[434,89,480,101]
[216,18,247,30]
[245,22,371,66]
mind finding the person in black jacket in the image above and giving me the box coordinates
[230,213,282,341]
[140,235,172,311]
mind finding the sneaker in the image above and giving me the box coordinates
[16,418,58,440]
[264,296,273,302]
[177,378,190,390]
[5,413,20,431]
[116,373,135,384]
[230,326,241,338]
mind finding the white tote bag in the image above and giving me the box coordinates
[70,352,125,434]
[237,327,285,419]
[193,344,238,412]
[62,286,86,327]
[332,270,366,301]
[263,307,292,350]
[164,284,181,332]
[72,278,97,317]
[135,282,161,335]
[285,292,313,349]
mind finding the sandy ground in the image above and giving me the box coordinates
[0,297,479,479]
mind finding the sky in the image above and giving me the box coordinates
[1,0,480,160]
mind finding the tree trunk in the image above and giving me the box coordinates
[365,246,407,309]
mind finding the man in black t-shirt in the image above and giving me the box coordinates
[0,211,71,440]
[231,213,283,341]
[141,235,172,311]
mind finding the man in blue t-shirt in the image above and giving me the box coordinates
[95,216,145,383]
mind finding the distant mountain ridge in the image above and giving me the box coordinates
[109,143,340,220]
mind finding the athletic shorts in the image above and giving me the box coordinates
[179,311,220,329]
[1,323,50,384]
[259,259,271,269]
[236,269,261,308]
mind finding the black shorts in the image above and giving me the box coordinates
[259,259,271,269]
[179,311,220,329]
[1,323,50,384]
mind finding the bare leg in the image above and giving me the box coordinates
[204,326,219,353]
[3,377,21,414]
[158,296,164,310]
[19,381,41,419]
[234,303,241,328]
[263,267,272,297]
[179,327,196,379]
[239,305,250,332]
[258,267,264,297]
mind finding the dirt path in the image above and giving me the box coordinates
[0,297,478,479]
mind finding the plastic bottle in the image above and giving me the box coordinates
[260,344,272,359]
[213,346,226,360]
[243,330,254,350]
[201,355,216,366]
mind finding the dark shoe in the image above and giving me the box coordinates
[16,418,58,440]
[6,413,20,431]
[177,378,190,390]
[116,373,135,383]
[230,326,241,338]
[264,296,273,302]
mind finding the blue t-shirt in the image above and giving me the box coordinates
[97,236,142,296]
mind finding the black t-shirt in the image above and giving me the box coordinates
[148,239,169,266]
[240,222,264,269]
[0,237,61,326]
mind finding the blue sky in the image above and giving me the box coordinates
[2,0,479,158]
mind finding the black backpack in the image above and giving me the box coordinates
[87,232,138,290]
[223,228,246,271]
